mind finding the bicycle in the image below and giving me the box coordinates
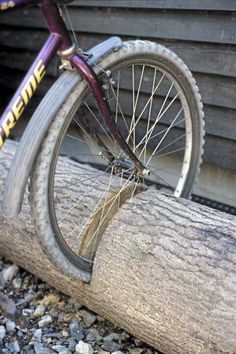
[0,0,204,282]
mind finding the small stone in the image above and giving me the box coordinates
[7,339,21,353]
[64,298,82,311]
[69,339,77,351]
[80,310,96,328]
[44,337,52,344]
[33,305,46,318]
[146,350,153,354]
[6,319,16,333]
[34,328,42,342]
[128,349,144,354]
[2,264,19,283]
[34,342,51,354]
[38,314,53,327]
[74,330,85,341]
[0,325,6,340]
[17,329,24,337]
[2,349,11,354]
[12,277,22,289]
[69,319,80,334]
[57,312,65,323]
[102,341,121,352]
[22,308,34,316]
[86,328,103,343]
[49,307,59,318]
[69,297,82,308]
[104,333,120,342]
[43,331,61,339]
[62,329,69,337]
[120,332,130,341]
[52,345,71,354]
[134,339,142,346]
[76,340,93,354]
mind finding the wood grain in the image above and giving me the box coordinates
[0,140,235,354]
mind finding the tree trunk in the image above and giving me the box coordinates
[0,140,235,354]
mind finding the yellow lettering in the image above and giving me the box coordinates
[12,96,24,120]
[2,111,15,137]
[0,59,45,146]
[0,1,15,10]
[0,133,4,147]
[21,75,37,104]
[34,60,45,84]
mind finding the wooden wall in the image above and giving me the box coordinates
[0,0,236,208]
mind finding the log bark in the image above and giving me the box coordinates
[0,140,236,354]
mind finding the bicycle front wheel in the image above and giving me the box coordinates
[31,40,204,280]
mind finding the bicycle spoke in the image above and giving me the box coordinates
[84,101,113,144]
[146,107,183,166]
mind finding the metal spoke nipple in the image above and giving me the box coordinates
[141,168,150,176]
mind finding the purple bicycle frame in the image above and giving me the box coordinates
[0,0,146,173]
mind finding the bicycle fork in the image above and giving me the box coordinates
[69,53,150,177]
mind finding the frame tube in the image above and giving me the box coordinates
[0,33,61,147]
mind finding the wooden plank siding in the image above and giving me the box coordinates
[0,1,236,206]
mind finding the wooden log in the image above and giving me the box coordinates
[0,140,235,354]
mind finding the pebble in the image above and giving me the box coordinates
[0,325,6,340]
[102,341,121,352]
[86,328,103,343]
[17,329,24,337]
[62,329,69,337]
[64,297,82,311]
[74,330,85,341]
[104,333,121,342]
[69,339,77,351]
[80,310,96,328]
[33,305,46,318]
[38,314,53,327]
[34,328,43,342]
[52,345,71,354]
[0,258,152,354]
[43,331,61,339]
[22,308,34,316]
[2,349,11,354]
[134,339,143,346]
[128,349,144,354]
[2,264,19,283]
[34,342,51,354]
[7,339,21,352]
[12,277,22,289]
[6,319,16,333]
[69,319,80,334]
[76,340,94,354]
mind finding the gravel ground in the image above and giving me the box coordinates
[0,257,159,354]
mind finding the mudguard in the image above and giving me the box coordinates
[2,36,123,218]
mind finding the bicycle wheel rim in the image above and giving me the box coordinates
[48,57,195,269]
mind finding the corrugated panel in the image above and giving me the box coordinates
[0,8,235,44]
[0,1,236,173]
[73,0,236,11]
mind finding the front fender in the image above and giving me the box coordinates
[2,36,122,218]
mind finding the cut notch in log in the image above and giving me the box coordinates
[0,140,235,354]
